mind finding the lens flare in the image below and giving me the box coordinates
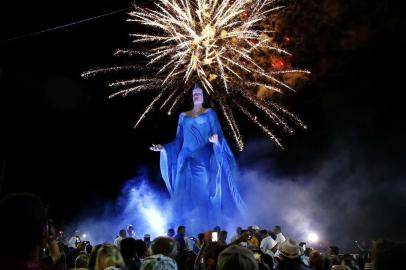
[308,232,319,243]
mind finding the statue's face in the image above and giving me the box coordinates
[193,87,204,105]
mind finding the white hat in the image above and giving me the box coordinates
[251,225,260,230]
[277,238,303,259]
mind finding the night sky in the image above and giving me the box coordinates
[0,0,405,242]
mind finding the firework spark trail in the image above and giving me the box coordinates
[159,86,183,110]
[108,84,155,98]
[235,103,283,149]
[167,93,185,116]
[83,0,310,147]
[81,65,145,78]
[269,102,307,129]
[109,78,159,88]
[134,89,168,128]
[113,49,149,57]
[236,87,294,133]
[217,99,244,151]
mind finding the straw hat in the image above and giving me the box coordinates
[277,238,303,259]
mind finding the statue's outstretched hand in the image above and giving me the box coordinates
[209,134,219,145]
[149,144,163,152]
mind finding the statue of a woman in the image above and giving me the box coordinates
[150,83,246,227]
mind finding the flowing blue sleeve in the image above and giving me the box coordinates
[160,113,184,197]
[208,109,247,214]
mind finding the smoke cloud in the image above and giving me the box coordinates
[66,139,406,252]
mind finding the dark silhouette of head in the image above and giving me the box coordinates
[167,228,175,238]
[150,236,178,259]
[120,237,138,260]
[119,229,127,238]
[177,225,186,236]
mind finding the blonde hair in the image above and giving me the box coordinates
[95,244,125,270]
[75,254,90,268]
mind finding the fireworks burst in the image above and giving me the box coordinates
[82,0,310,150]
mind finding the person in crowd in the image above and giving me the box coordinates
[88,244,103,270]
[219,230,228,245]
[114,229,127,248]
[176,250,196,270]
[275,238,308,270]
[140,254,178,270]
[260,229,278,255]
[273,226,286,244]
[341,254,360,270]
[326,245,340,266]
[201,244,228,270]
[94,244,125,270]
[56,242,69,269]
[259,253,275,270]
[191,233,205,253]
[134,239,148,261]
[75,254,90,269]
[230,226,242,242]
[149,236,178,259]
[331,266,351,270]
[127,225,136,239]
[217,245,259,270]
[247,226,260,249]
[66,241,86,269]
[121,237,142,270]
[68,230,81,249]
[85,242,93,255]
[0,192,62,270]
[56,230,66,245]
[167,228,175,238]
[250,225,261,240]
[144,234,151,247]
[309,250,327,270]
[195,230,251,270]
[174,226,189,251]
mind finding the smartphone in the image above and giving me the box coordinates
[211,231,218,242]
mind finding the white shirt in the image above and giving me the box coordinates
[260,235,278,254]
[275,232,286,243]
[114,236,124,247]
[185,237,193,250]
[68,236,78,248]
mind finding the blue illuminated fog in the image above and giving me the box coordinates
[67,140,406,250]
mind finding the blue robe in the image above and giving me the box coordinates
[160,108,246,227]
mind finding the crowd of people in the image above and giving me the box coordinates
[0,192,404,270]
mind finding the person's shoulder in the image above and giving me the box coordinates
[205,107,217,116]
